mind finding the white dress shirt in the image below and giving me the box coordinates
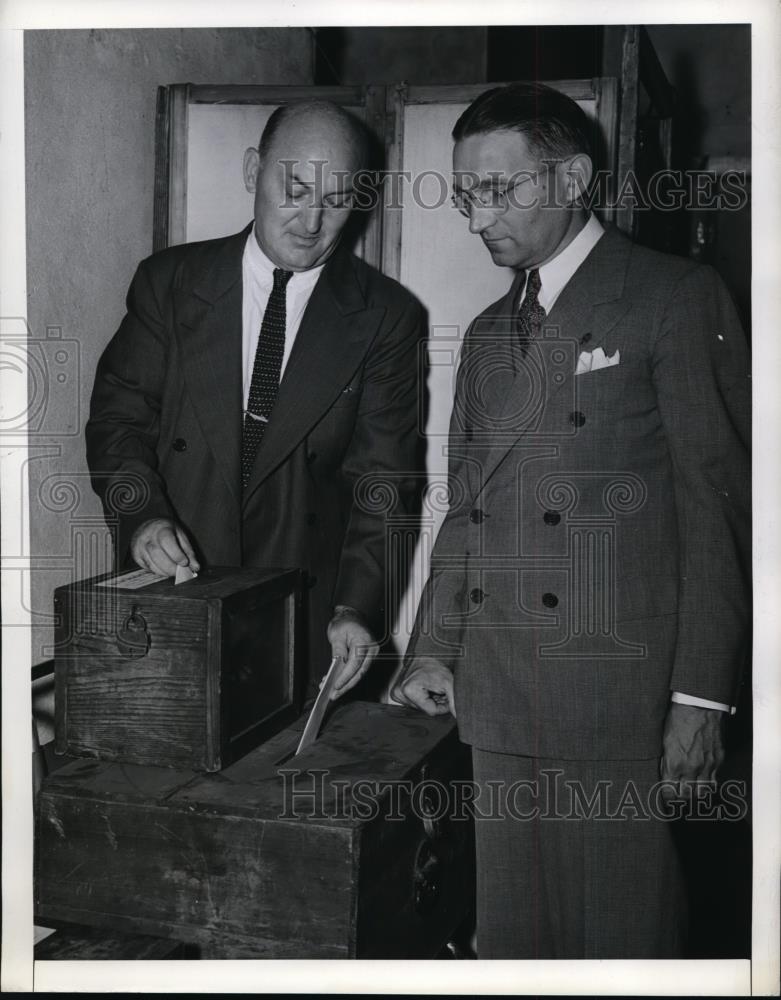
[241,225,324,409]
[516,212,605,312]
[517,214,732,714]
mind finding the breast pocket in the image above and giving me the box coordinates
[329,384,362,411]
[575,364,634,395]
[572,363,653,430]
[307,386,362,469]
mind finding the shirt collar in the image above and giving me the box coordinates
[534,214,605,312]
[244,223,325,291]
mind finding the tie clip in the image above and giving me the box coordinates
[245,410,269,423]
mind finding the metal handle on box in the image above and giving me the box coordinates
[413,840,442,914]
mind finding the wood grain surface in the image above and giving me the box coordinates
[54,568,303,771]
[37,701,474,958]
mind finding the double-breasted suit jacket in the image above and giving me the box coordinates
[408,226,751,760]
[87,224,425,689]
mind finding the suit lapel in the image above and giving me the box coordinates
[474,226,635,497]
[456,270,525,499]
[242,245,386,503]
[175,225,250,508]
[542,225,633,402]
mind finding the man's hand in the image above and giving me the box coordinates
[660,701,727,801]
[326,606,379,699]
[130,518,200,577]
[392,657,455,718]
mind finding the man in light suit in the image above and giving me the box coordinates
[87,101,425,696]
[394,83,750,958]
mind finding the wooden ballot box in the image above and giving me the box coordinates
[54,567,304,772]
[36,701,474,959]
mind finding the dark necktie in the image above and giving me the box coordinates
[516,267,546,354]
[241,267,293,490]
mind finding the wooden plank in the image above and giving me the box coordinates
[356,83,387,271]
[36,702,473,958]
[167,83,190,247]
[35,922,194,960]
[169,701,458,820]
[56,588,207,767]
[188,84,365,107]
[638,26,676,118]
[37,796,355,958]
[595,76,619,225]
[382,84,407,283]
[152,86,171,253]
[616,26,640,237]
[63,662,207,765]
[601,25,626,81]
[403,79,598,106]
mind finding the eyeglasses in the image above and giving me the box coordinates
[451,173,537,217]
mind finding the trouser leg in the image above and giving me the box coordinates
[472,749,688,958]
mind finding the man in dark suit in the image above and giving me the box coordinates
[87,100,425,696]
[394,83,750,958]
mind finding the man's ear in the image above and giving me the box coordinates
[243,147,260,193]
[561,153,593,206]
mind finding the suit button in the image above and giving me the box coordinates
[469,508,485,524]
[465,427,474,442]
[469,588,485,604]
[569,411,586,427]
[542,592,558,608]
[306,512,317,526]
[543,510,561,526]
[173,438,187,452]
[308,575,318,589]
[307,451,317,464]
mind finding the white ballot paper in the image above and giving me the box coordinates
[97,567,167,590]
[295,656,341,755]
[175,564,197,585]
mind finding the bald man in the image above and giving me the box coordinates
[87,101,425,696]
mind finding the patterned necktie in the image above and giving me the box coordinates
[516,268,546,355]
[241,267,293,490]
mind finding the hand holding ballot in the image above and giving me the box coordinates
[130,517,200,578]
[325,605,380,699]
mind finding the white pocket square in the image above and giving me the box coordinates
[576,347,620,375]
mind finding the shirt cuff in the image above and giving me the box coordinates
[671,691,736,715]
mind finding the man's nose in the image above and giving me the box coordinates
[468,204,496,235]
[302,205,324,234]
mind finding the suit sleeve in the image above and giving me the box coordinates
[403,324,478,671]
[651,264,751,704]
[85,259,176,565]
[331,296,426,635]
[403,520,468,671]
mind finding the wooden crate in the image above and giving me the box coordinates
[35,921,196,960]
[54,567,304,772]
[36,701,474,959]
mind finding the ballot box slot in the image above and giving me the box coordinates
[37,701,475,958]
[273,743,300,767]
